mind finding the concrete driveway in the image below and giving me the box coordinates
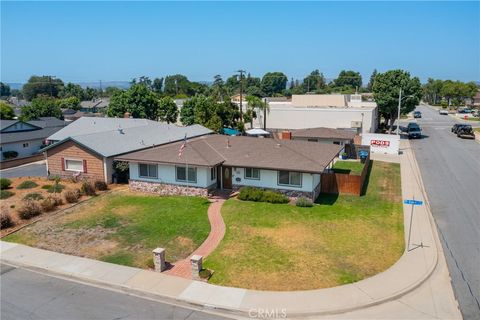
[405,105,480,319]
[0,161,47,178]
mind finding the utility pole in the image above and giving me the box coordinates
[49,76,53,97]
[237,69,245,122]
[99,80,103,93]
[397,88,402,135]
[263,98,267,131]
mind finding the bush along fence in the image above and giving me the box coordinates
[321,157,371,196]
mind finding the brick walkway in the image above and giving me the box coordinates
[164,198,226,279]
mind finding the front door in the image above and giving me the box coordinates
[222,166,232,189]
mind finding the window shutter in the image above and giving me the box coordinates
[83,160,87,173]
[61,157,65,171]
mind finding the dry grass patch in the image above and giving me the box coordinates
[3,191,211,268]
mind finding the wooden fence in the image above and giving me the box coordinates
[320,157,370,196]
[0,154,44,170]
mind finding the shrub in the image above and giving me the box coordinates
[0,178,12,189]
[46,183,65,193]
[23,192,44,201]
[261,190,290,204]
[0,211,14,229]
[18,201,42,219]
[0,190,15,199]
[94,180,108,191]
[41,197,57,212]
[238,187,264,202]
[2,151,18,160]
[64,189,81,203]
[41,184,52,190]
[47,175,61,181]
[81,181,96,196]
[296,197,313,207]
[16,180,39,190]
[238,187,289,204]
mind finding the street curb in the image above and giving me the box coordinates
[0,152,442,318]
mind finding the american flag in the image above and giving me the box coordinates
[178,134,187,158]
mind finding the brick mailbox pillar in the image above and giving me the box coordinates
[152,248,166,272]
[190,255,203,279]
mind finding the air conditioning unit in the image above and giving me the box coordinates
[351,121,362,128]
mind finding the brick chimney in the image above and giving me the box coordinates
[281,131,292,140]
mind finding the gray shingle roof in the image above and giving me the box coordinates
[292,127,357,140]
[1,118,68,144]
[117,134,342,173]
[44,117,212,157]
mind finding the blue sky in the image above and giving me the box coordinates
[1,1,479,84]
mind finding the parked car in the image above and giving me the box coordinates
[458,108,472,114]
[451,124,470,134]
[413,111,422,118]
[407,123,422,139]
[456,126,475,139]
[439,109,449,115]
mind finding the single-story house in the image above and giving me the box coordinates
[79,98,109,113]
[289,127,357,146]
[0,117,68,161]
[41,117,212,183]
[116,135,342,200]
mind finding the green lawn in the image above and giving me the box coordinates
[332,160,365,175]
[4,192,211,267]
[475,127,480,133]
[204,161,404,290]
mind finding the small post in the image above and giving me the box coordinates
[152,248,166,272]
[190,255,203,279]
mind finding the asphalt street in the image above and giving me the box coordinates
[406,105,480,320]
[0,264,231,320]
[0,161,47,178]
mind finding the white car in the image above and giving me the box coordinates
[439,109,449,115]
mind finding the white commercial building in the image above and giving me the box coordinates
[251,94,378,134]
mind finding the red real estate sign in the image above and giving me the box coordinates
[370,140,390,147]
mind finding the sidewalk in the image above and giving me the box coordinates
[0,142,461,318]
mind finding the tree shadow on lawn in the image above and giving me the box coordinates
[360,159,374,196]
[315,193,339,205]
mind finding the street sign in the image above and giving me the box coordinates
[404,199,423,205]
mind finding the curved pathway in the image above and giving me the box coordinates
[164,199,226,279]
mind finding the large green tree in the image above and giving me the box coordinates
[60,83,85,100]
[152,77,164,94]
[333,70,362,90]
[22,76,64,101]
[366,69,378,92]
[1,82,11,98]
[164,74,191,96]
[0,102,15,119]
[107,83,160,119]
[20,96,62,121]
[158,97,179,123]
[57,96,81,110]
[372,70,422,133]
[261,72,288,96]
[303,70,326,92]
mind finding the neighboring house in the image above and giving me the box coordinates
[116,134,342,200]
[251,94,378,134]
[473,91,480,107]
[289,127,357,146]
[79,98,109,113]
[62,109,86,121]
[0,117,68,161]
[41,117,212,183]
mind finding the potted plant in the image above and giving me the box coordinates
[341,152,348,160]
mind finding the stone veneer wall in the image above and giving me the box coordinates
[232,185,315,201]
[129,180,209,197]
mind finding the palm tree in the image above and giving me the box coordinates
[246,95,270,129]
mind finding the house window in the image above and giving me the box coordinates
[333,141,341,145]
[65,159,84,172]
[210,167,216,180]
[278,171,302,187]
[245,168,260,180]
[139,163,158,179]
[23,142,29,148]
[176,166,197,183]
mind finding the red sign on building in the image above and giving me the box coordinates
[371,139,390,147]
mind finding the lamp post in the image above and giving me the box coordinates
[397,88,415,135]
